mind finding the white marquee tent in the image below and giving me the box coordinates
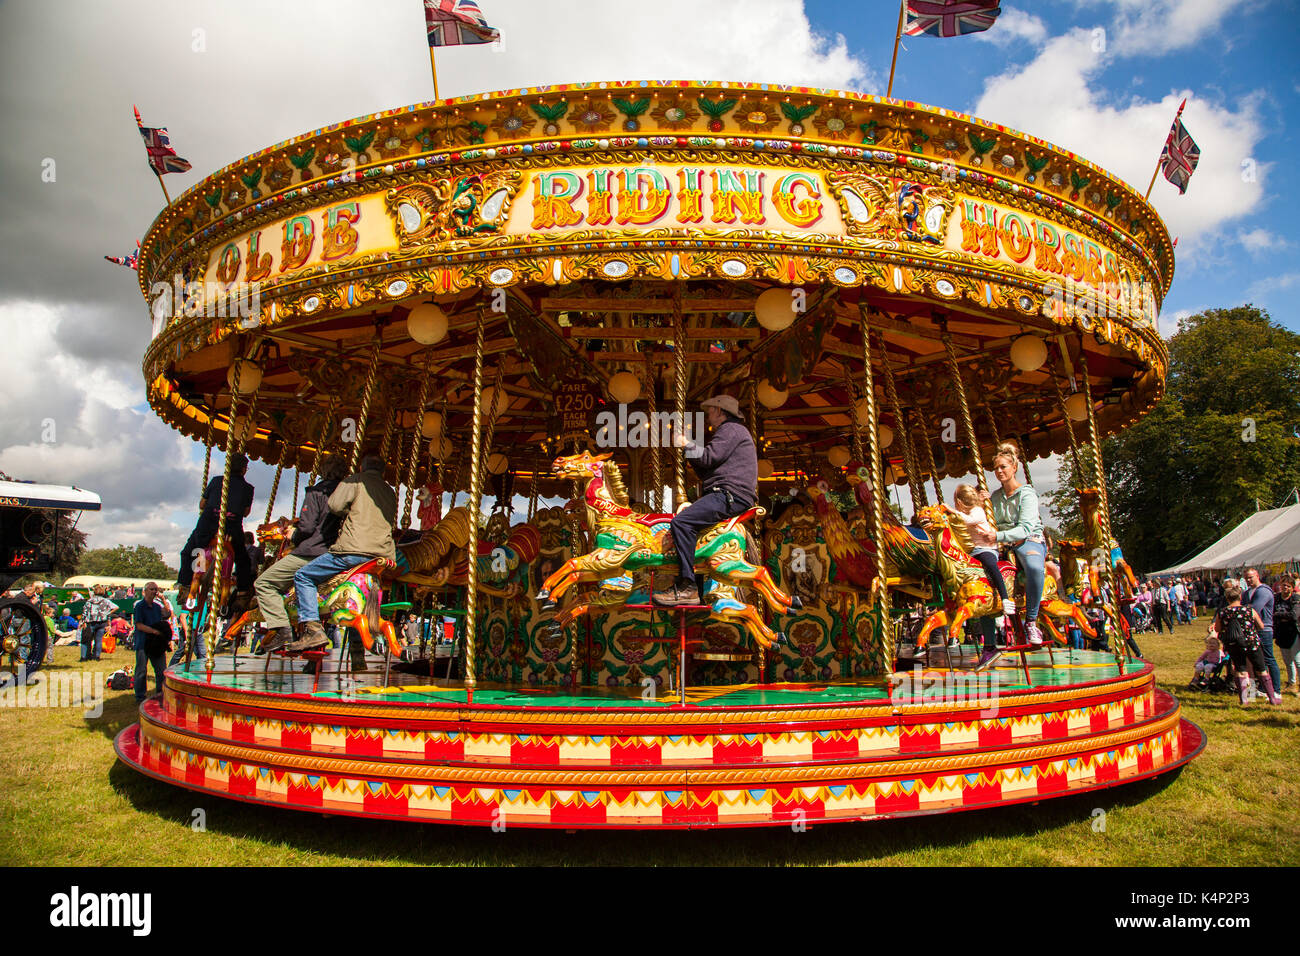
[1151,502,1300,577]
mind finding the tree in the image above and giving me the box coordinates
[76,545,177,580]
[1052,305,1300,572]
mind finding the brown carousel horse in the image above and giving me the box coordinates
[536,451,800,650]
[914,504,1096,648]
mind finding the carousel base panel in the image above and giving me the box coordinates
[114,650,1204,829]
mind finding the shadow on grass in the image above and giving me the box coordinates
[85,692,144,744]
[103,750,1187,866]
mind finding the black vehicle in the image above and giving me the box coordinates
[0,477,101,682]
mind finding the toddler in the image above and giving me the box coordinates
[1189,633,1226,688]
[951,484,1016,617]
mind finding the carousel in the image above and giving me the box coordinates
[114,81,1203,828]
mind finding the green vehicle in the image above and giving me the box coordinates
[0,477,101,683]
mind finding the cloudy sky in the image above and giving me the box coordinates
[0,0,1295,562]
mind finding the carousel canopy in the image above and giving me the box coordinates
[135,81,1172,498]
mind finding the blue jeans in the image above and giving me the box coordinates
[168,628,205,666]
[135,643,166,700]
[1013,539,1047,624]
[80,621,107,661]
[1259,630,1281,691]
[293,552,370,623]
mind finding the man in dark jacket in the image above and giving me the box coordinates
[255,456,347,653]
[653,394,757,607]
[176,452,256,602]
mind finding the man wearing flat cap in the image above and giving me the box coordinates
[653,394,758,607]
[177,451,256,605]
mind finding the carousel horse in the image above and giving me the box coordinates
[181,534,238,621]
[914,504,1095,648]
[803,467,1086,652]
[536,451,800,650]
[1064,486,1139,650]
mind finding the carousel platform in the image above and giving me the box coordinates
[114,648,1203,829]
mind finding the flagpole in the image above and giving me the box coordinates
[1144,98,1186,201]
[886,0,907,98]
[153,171,172,206]
[429,47,441,100]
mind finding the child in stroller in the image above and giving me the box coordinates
[1187,633,1232,692]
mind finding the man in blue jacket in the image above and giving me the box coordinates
[653,394,757,607]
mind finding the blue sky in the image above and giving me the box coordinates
[0,0,1296,555]
[801,0,1300,333]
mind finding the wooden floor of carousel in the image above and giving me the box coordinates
[115,643,1204,829]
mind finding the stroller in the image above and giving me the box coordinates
[1186,650,1236,693]
[1129,601,1154,634]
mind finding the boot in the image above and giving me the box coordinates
[652,577,699,607]
[286,620,329,654]
[1261,673,1282,705]
[259,626,293,655]
[1238,674,1252,706]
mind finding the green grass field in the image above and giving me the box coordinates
[3,619,1296,866]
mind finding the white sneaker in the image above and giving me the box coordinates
[1002,599,1016,616]
[1025,624,1044,647]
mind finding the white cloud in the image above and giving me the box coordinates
[1078,0,1251,56]
[0,0,875,563]
[1246,272,1300,299]
[973,8,1048,46]
[1237,228,1289,254]
[971,28,1267,273]
[0,301,203,559]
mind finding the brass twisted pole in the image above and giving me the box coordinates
[463,308,487,693]
[858,305,893,677]
[291,468,300,518]
[646,350,661,512]
[672,300,686,508]
[263,442,290,523]
[526,461,539,521]
[377,400,398,469]
[940,323,988,498]
[431,392,449,489]
[200,411,215,494]
[476,367,505,492]
[879,334,925,508]
[842,364,864,466]
[1050,361,1086,481]
[203,357,260,673]
[348,334,384,472]
[308,392,341,485]
[403,350,437,528]
[913,408,944,505]
[1078,350,1128,667]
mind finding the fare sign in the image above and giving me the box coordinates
[555,380,604,434]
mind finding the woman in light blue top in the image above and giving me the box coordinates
[974,442,1047,646]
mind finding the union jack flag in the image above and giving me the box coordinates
[904,1,1001,37]
[425,0,499,47]
[134,105,192,176]
[104,241,140,270]
[1159,111,1200,195]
